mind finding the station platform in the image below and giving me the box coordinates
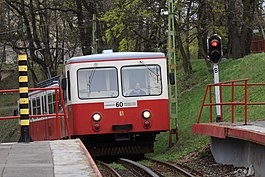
[192,120,265,144]
[193,120,265,176]
[0,139,101,177]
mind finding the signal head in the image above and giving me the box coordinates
[207,34,223,64]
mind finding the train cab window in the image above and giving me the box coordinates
[77,67,118,99]
[121,65,162,97]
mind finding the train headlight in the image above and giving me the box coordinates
[92,113,101,122]
[142,110,151,119]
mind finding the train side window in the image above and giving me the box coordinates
[36,98,41,114]
[53,93,56,113]
[45,95,49,114]
[43,95,47,114]
[41,96,44,114]
[41,95,47,114]
[67,71,71,101]
[32,98,37,115]
[58,92,62,111]
[48,93,53,114]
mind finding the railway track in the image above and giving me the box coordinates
[95,160,122,177]
[97,157,201,177]
[145,157,202,177]
[117,158,160,177]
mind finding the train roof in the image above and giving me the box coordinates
[66,52,166,64]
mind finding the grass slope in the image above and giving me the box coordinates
[152,53,265,160]
[0,70,20,142]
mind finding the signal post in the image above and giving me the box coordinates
[167,0,178,147]
[207,34,223,122]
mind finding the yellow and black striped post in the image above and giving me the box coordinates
[18,54,32,142]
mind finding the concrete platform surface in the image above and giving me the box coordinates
[0,139,101,177]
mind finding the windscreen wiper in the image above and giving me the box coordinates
[87,64,97,93]
[140,61,160,82]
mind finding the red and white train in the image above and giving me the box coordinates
[28,51,170,157]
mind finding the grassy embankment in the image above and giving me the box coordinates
[152,53,265,161]
[0,63,19,142]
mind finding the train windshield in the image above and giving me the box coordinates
[77,67,118,99]
[122,65,162,97]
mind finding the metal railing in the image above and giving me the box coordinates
[0,87,71,140]
[197,78,265,124]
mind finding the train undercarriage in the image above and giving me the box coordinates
[77,132,158,157]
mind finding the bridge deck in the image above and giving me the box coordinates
[0,139,101,177]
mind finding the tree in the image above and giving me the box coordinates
[3,0,97,82]
[227,0,258,58]
[174,0,196,76]
[101,0,167,52]
[3,0,108,83]
[196,0,212,72]
[3,0,67,82]
[1,0,263,84]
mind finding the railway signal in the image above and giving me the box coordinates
[207,34,223,64]
[207,34,223,122]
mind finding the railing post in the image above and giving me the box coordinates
[244,80,248,125]
[231,82,235,123]
[220,83,223,122]
[198,85,209,123]
[59,87,71,139]
[209,86,213,123]
[18,54,32,143]
[55,88,60,139]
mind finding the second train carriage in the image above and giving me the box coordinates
[27,82,68,140]
[28,51,170,157]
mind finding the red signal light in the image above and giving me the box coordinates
[211,41,218,47]
[208,34,222,63]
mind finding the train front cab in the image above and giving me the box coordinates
[64,52,170,157]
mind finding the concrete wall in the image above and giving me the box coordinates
[211,137,265,177]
